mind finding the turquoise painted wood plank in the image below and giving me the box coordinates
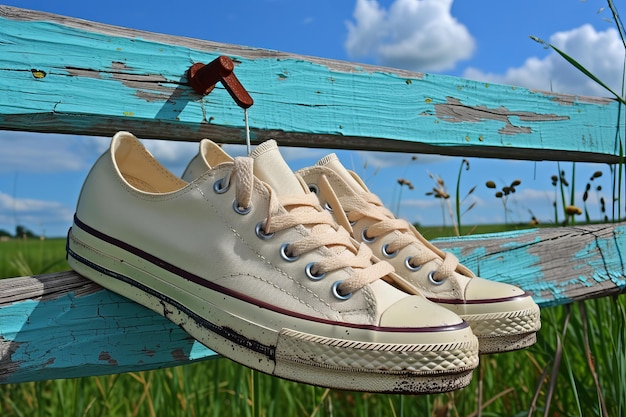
[2,223,624,383]
[1,6,623,162]
[0,272,217,384]
[434,223,626,307]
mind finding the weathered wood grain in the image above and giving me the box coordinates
[0,272,217,384]
[433,222,626,307]
[2,223,624,384]
[1,6,623,163]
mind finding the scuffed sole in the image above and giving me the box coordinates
[475,332,538,355]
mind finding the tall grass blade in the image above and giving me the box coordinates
[527,365,550,417]
[455,159,469,235]
[557,162,567,224]
[9,252,33,276]
[549,43,626,104]
[607,0,626,48]
[308,388,330,417]
[579,302,609,416]
[544,305,571,417]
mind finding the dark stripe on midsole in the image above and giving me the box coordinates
[67,234,275,360]
[72,214,469,333]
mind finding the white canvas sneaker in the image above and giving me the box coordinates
[296,154,541,354]
[67,132,479,393]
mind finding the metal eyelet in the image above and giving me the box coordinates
[255,222,274,240]
[308,183,319,194]
[381,243,398,258]
[213,177,229,194]
[331,281,352,300]
[305,262,326,281]
[280,243,299,262]
[324,201,333,212]
[361,228,376,243]
[404,256,422,272]
[232,200,252,215]
[428,270,445,286]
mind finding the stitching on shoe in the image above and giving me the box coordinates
[360,284,378,324]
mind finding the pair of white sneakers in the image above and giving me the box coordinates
[66,132,540,394]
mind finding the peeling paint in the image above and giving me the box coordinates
[547,92,614,106]
[65,66,102,79]
[98,351,118,365]
[0,336,22,382]
[1,13,624,161]
[171,348,189,361]
[65,62,175,103]
[434,224,626,307]
[0,284,218,384]
[434,97,569,135]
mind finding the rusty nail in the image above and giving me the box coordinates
[188,56,234,95]
[220,71,254,109]
[187,56,253,109]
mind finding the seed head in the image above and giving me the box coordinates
[564,205,582,215]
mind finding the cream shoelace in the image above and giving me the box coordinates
[321,180,469,283]
[228,157,394,296]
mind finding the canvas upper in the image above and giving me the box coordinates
[67,132,479,393]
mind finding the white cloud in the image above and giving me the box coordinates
[0,131,108,173]
[0,191,73,234]
[463,24,625,97]
[345,0,475,72]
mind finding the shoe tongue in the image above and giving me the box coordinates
[316,153,367,192]
[250,140,305,196]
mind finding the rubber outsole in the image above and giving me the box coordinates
[460,307,541,354]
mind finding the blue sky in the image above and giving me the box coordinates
[1,0,624,237]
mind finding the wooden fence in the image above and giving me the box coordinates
[1,6,624,384]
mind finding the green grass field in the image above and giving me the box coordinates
[1,230,624,417]
[0,237,68,277]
